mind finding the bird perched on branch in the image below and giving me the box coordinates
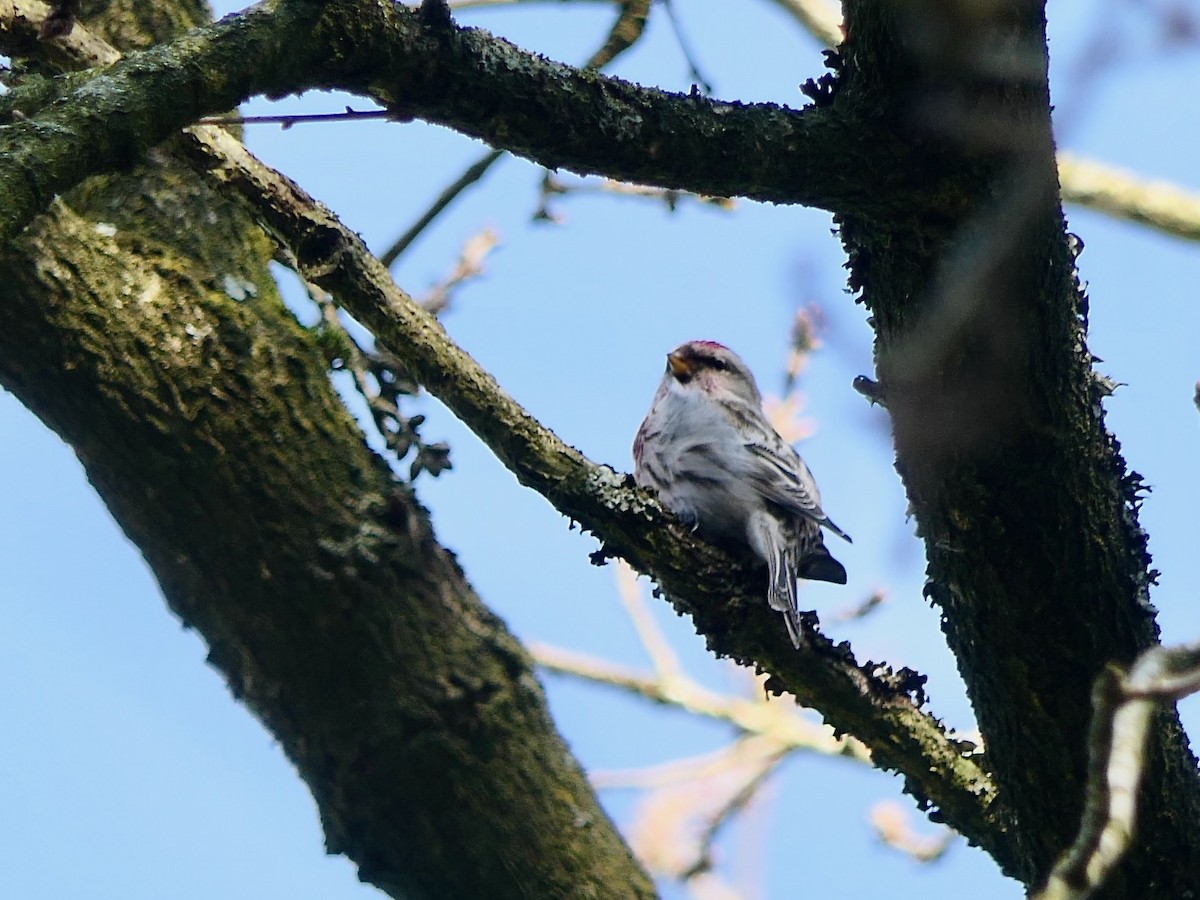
[633,340,850,647]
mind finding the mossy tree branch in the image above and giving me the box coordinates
[0,0,958,244]
[181,120,1012,867]
[1,0,1009,870]
[0,3,656,898]
[833,0,1200,893]
[3,0,1199,895]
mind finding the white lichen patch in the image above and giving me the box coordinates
[222,274,258,301]
[184,321,214,341]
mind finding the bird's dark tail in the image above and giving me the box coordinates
[798,547,847,585]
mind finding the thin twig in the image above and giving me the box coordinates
[615,560,682,679]
[419,226,500,314]
[531,641,873,763]
[380,0,654,267]
[198,109,392,127]
[378,149,504,268]
[870,801,954,863]
[682,741,788,878]
[662,0,713,93]
[592,734,786,791]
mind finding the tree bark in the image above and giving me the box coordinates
[835,0,1200,893]
[2,0,1199,896]
[0,4,654,898]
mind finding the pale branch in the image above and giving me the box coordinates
[532,640,872,764]
[418,225,499,315]
[681,744,785,880]
[535,171,734,221]
[870,801,954,863]
[1035,641,1200,900]
[0,0,905,245]
[1057,153,1200,244]
[173,122,1010,865]
[614,559,683,679]
[593,735,789,791]
[606,734,787,894]
[0,0,120,67]
[764,0,1200,244]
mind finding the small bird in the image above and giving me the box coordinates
[633,340,850,647]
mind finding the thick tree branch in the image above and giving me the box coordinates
[173,121,1011,869]
[0,2,655,897]
[834,0,1200,892]
[766,0,1200,244]
[0,0,943,245]
[0,15,1005,856]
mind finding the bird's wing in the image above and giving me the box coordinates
[744,439,852,543]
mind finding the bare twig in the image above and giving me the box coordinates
[833,589,887,622]
[593,735,785,791]
[870,801,954,863]
[198,108,392,128]
[378,0,653,267]
[378,149,505,267]
[312,286,451,478]
[683,741,788,879]
[1035,640,1200,900]
[531,642,873,764]
[615,560,682,678]
[662,0,713,93]
[533,172,734,222]
[612,734,785,894]
[420,226,499,315]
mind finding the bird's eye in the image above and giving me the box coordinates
[711,359,729,371]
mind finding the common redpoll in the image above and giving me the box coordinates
[633,340,850,647]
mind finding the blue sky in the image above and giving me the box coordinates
[2,2,1198,897]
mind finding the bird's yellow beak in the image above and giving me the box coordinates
[667,351,692,378]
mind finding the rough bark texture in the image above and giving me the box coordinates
[0,0,935,243]
[834,0,1200,893]
[2,0,1199,895]
[180,120,1008,861]
[0,4,654,898]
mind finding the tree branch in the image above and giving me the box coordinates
[0,22,1004,859]
[764,0,1200,244]
[0,2,655,897]
[1057,153,1200,244]
[0,0,942,246]
[174,120,1011,868]
[833,0,1200,891]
